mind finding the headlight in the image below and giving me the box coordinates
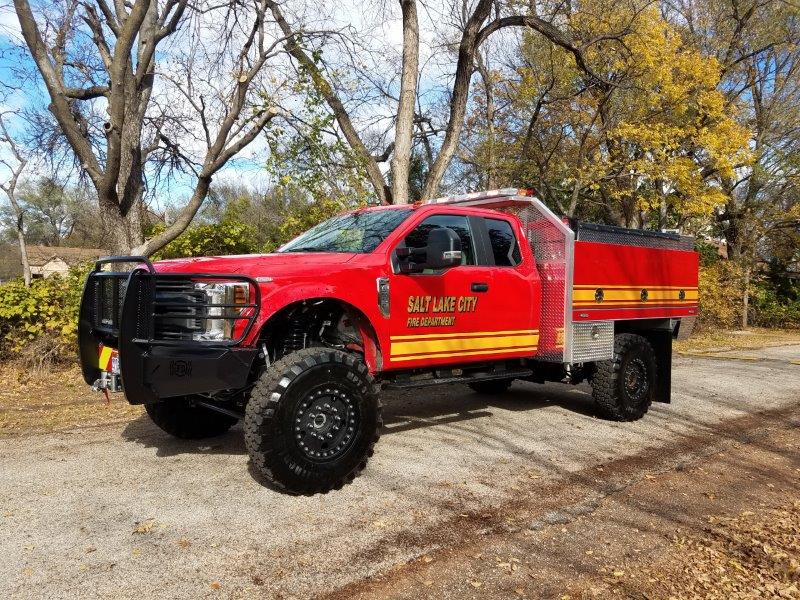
[192,281,250,341]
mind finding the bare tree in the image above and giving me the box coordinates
[0,110,32,286]
[265,0,611,205]
[13,0,286,255]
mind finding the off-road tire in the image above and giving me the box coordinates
[145,398,238,439]
[244,347,381,495]
[468,379,514,394]
[590,333,656,421]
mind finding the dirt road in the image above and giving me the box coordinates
[2,345,799,599]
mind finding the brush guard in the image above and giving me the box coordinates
[78,256,261,404]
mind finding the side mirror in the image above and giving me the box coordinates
[426,227,462,269]
[398,227,462,273]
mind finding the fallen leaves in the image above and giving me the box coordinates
[632,501,800,598]
[132,519,156,534]
[0,364,143,436]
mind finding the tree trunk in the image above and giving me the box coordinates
[100,200,144,254]
[390,0,419,205]
[133,175,212,255]
[15,216,31,287]
[420,0,493,200]
[475,51,496,189]
[741,264,750,330]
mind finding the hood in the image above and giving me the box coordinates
[153,252,359,277]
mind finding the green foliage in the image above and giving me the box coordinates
[263,56,372,208]
[0,178,96,247]
[150,183,357,259]
[0,265,89,358]
[276,192,352,243]
[750,274,800,328]
[153,217,259,260]
[696,239,723,267]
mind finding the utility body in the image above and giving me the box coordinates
[79,190,699,494]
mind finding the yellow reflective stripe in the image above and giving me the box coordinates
[391,333,539,357]
[392,346,538,362]
[573,289,698,302]
[98,346,113,369]
[390,329,538,341]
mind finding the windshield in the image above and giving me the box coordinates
[279,208,414,253]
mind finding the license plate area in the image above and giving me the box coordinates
[98,345,120,374]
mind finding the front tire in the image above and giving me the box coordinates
[590,333,656,421]
[145,398,238,439]
[244,347,381,495]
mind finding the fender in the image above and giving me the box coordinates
[245,281,386,373]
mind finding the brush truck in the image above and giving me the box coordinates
[78,189,699,494]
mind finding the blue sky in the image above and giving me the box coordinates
[0,0,495,213]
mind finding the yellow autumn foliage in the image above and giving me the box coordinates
[483,1,751,225]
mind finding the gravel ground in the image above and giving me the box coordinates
[1,347,799,599]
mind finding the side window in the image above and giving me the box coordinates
[404,214,475,265]
[485,218,522,267]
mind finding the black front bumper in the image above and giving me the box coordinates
[78,256,260,404]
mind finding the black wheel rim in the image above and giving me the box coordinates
[293,385,359,461]
[623,357,649,404]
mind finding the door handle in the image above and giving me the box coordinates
[471,282,489,293]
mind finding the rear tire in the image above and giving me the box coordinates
[145,398,238,439]
[244,347,381,495]
[468,379,514,394]
[590,333,656,421]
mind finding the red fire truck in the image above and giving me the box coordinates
[78,189,698,494]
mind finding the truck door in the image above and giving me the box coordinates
[387,213,538,369]
[476,215,540,347]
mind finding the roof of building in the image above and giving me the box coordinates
[26,245,108,267]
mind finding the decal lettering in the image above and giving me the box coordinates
[405,295,479,328]
[406,316,457,327]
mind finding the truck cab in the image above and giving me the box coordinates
[78,189,699,495]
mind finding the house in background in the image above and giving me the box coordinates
[26,246,108,279]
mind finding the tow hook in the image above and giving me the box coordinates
[92,371,123,394]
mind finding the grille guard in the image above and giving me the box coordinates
[78,256,261,402]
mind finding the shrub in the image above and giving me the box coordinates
[698,260,800,331]
[0,265,89,361]
[750,279,800,328]
[153,219,260,259]
[697,261,744,330]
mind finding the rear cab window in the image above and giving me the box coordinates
[484,217,522,267]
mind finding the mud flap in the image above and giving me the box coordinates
[644,329,672,403]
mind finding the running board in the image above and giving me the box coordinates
[383,367,533,390]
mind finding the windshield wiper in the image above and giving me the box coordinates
[279,246,329,253]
